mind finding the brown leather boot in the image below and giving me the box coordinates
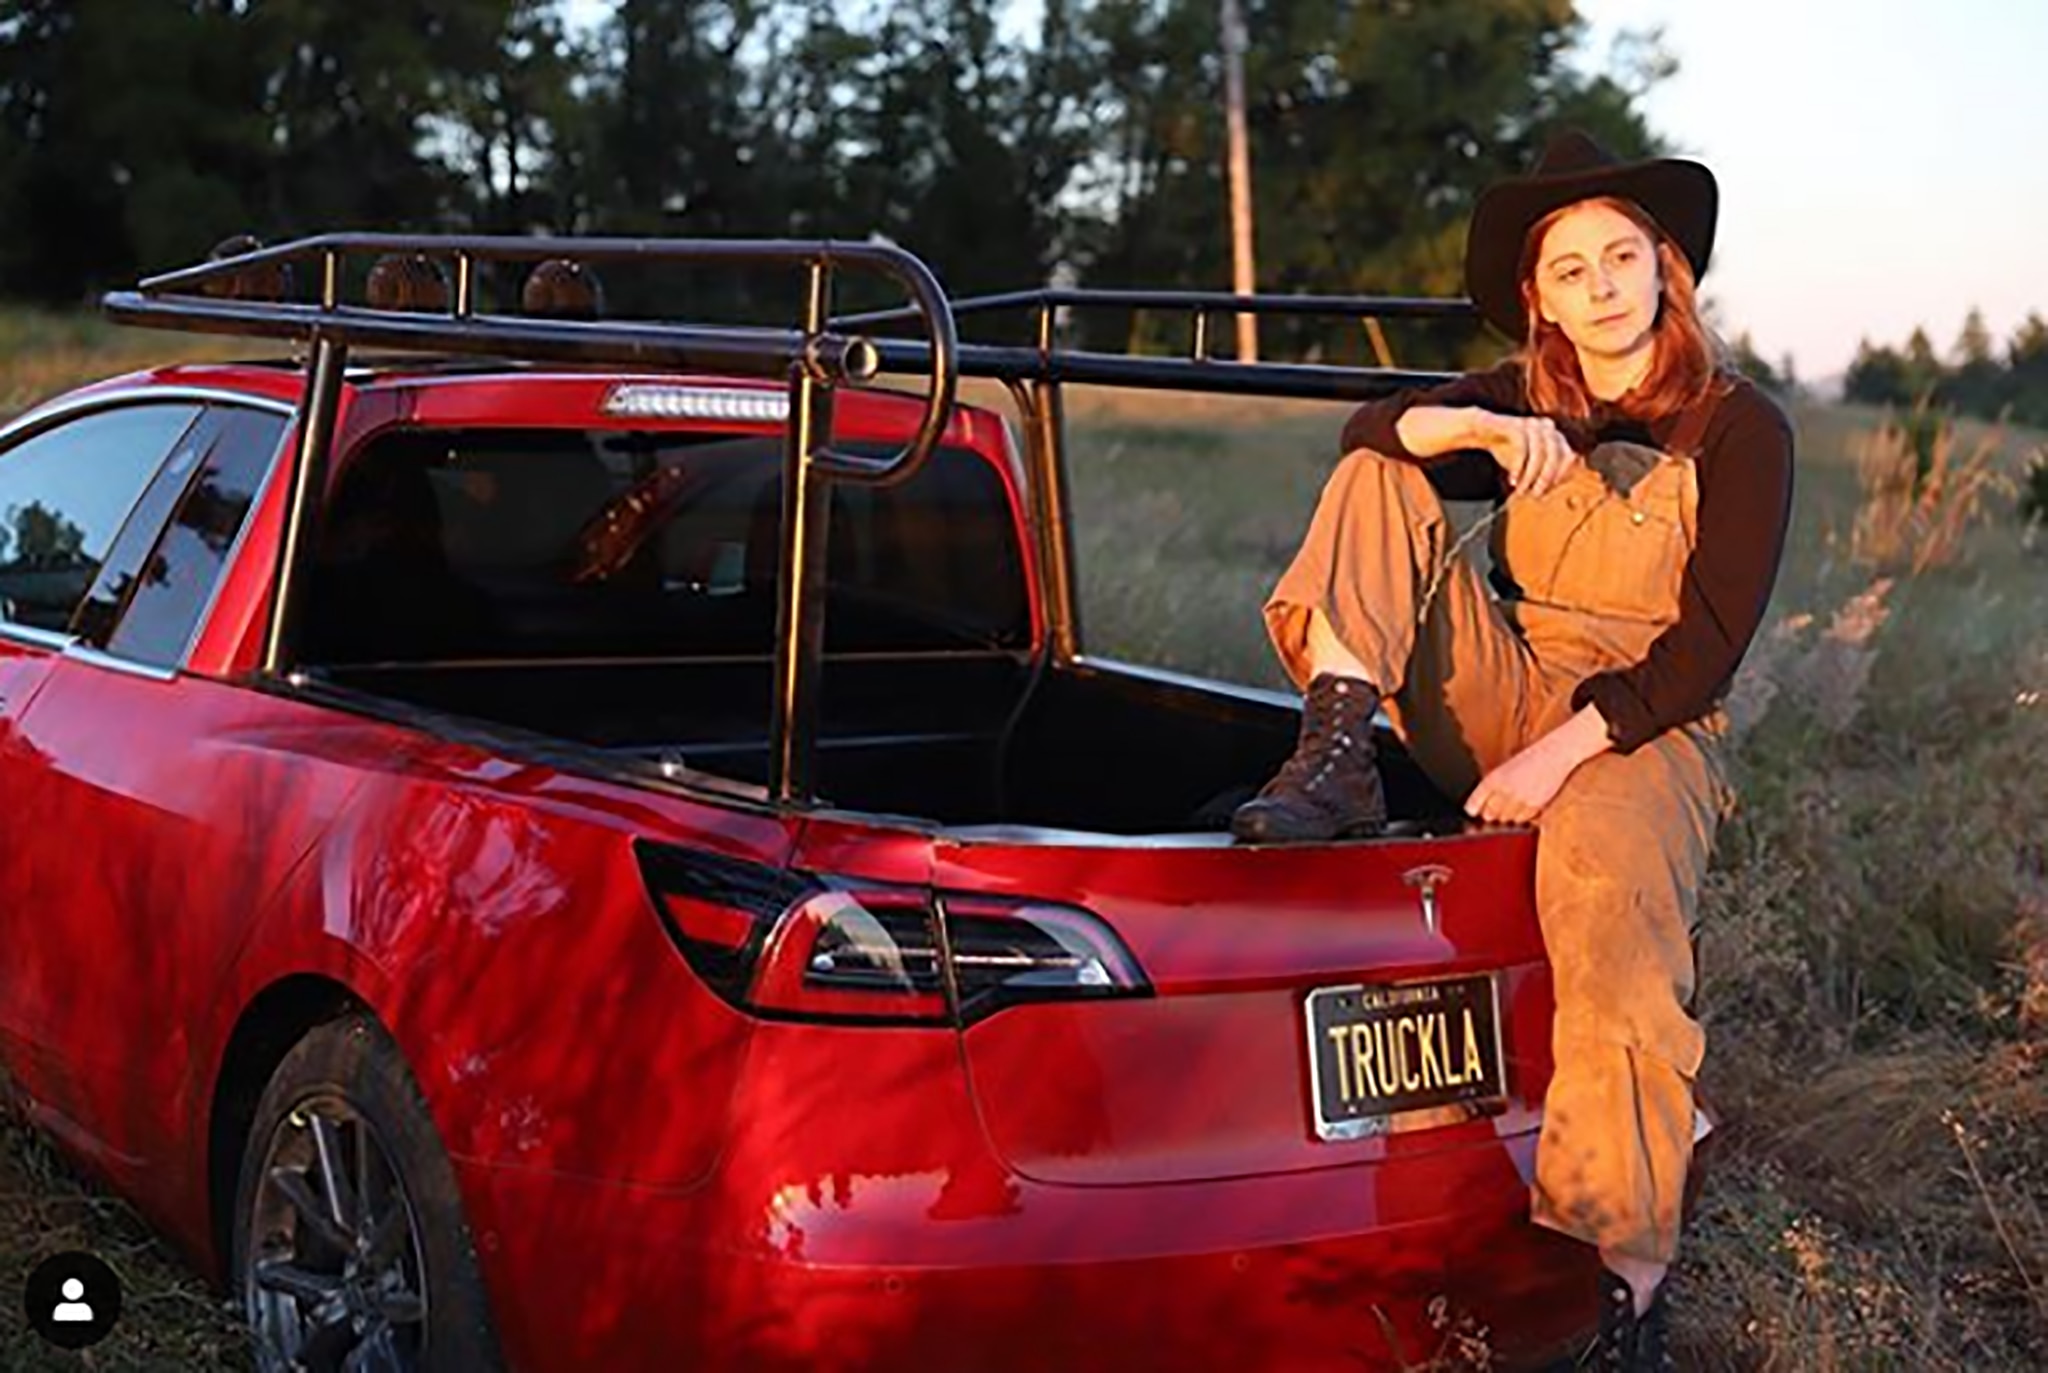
[1230,674,1389,843]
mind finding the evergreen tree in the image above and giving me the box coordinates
[1844,339,1911,407]
[0,0,270,297]
[0,0,580,298]
[1943,307,2004,417]
[1954,307,1993,364]
[1728,331,1788,393]
[1900,326,1945,399]
[2006,312,2048,427]
[0,0,1675,340]
[1073,0,1664,362]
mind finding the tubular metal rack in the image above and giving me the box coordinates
[838,286,1474,400]
[103,233,1477,807]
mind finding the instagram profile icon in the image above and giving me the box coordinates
[24,1250,123,1350]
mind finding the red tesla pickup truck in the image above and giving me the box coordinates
[0,237,1599,1371]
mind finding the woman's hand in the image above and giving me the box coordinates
[1479,413,1579,497]
[1465,704,1614,824]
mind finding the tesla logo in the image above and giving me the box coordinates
[1402,865,1452,935]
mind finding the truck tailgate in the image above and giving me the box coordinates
[935,829,1555,1186]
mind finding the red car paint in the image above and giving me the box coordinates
[0,360,1598,1371]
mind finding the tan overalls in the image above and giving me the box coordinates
[1263,410,1733,1266]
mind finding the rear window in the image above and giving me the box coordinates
[302,428,1029,663]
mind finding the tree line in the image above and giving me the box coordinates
[0,0,1661,360]
[1843,309,2048,429]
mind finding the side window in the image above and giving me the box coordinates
[72,410,232,647]
[0,403,203,634]
[101,407,287,667]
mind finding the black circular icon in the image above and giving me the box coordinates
[24,1250,122,1351]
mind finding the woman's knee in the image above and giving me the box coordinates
[1540,748,1718,891]
[1337,443,1402,469]
[1327,445,1442,519]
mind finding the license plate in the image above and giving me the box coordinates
[1304,975,1504,1141]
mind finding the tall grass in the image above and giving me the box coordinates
[0,306,261,419]
[1847,398,2014,575]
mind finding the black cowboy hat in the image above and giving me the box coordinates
[1464,130,1718,339]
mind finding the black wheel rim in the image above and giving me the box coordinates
[243,1094,430,1373]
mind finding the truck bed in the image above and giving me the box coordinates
[320,653,1465,836]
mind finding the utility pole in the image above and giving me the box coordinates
[1220,0,1258,361]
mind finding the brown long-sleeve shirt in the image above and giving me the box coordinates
[1338,361,1796,753]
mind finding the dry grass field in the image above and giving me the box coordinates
[3,309,2045,1369]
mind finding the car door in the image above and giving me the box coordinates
[0,398,206,1100]
[4,401,297,1172]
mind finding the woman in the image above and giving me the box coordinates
[1232,132,1795,1368]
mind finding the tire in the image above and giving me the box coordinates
[230,1014,504,1373]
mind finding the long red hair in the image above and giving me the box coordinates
[1517,195,1726,423]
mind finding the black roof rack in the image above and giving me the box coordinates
[103,232,1481,807]
[106,234,1480,415]
[105,232,955,482]
[834,286,1474,401]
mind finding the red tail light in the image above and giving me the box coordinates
[635,842,1149,1025]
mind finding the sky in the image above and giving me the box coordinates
[1575,0,2048,383]
[564,0,2048,384]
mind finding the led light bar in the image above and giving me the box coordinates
[602,383,790,424]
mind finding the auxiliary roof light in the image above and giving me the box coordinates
[366,252,451,312]
[523,258,606,319]
[602,384,790,424]
[200,234,294,302]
